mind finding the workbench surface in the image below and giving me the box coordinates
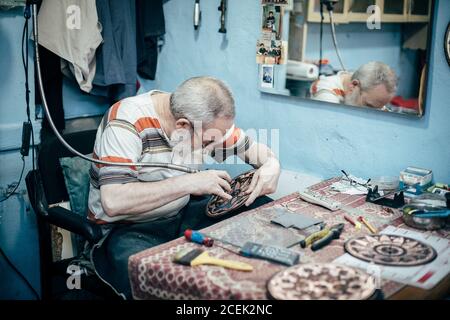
[128,178,450,300]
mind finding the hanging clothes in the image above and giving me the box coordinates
[92,0,137,103]
[136,0,166,80]
[37,0,103,93]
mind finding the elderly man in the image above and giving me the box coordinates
[88,77,280,298]
[310,61,397,109]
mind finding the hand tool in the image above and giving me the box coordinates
[184,229,214,247]
[193,0,201,30]
[218,0,227,33]
[358,216,377,234]
[300,227,330,248]
[191,229,300,266]
[311,223,345,251]
[343,214,362,230]
[173,248,253,271]
[240,242,300,266]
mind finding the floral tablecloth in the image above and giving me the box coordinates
[128,178,449,300]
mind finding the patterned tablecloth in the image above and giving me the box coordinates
[128,178,450,300]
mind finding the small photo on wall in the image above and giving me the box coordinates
[262,0,289,5]
[261,64,274,88]
[261,5,283,40]
[256,39,287,65]
[256,39,270,64]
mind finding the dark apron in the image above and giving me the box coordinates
[90,195,273,299]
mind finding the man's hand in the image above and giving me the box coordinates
[245,158,280,206]
[189,170,233,200]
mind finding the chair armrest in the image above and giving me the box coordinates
[47,206,103,243]
[27,170,103,243]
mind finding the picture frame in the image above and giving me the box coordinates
[256,39,287,65]
[261,4,283,40]
[261,64,275,88]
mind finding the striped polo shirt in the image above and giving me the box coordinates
[88,90,252,224]
[310,71,352,104]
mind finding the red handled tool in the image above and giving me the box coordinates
[184,229,214,247]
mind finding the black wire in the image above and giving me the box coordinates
[22,17,30,121]
[0,6,40,299]
[319,1,324,78]
[22,8,36,174]
[1,9,35,204]
[0,246,40,299]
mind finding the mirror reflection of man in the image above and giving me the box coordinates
[310,61,398,109]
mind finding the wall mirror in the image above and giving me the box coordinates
[257,0,434,117]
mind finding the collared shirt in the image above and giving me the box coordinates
[310,71,352,104]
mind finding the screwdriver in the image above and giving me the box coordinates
[184,229,214,247]
[357,216,377,234]
[184,229,241,254]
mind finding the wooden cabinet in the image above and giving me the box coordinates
[347,0,378,22]
[408,0,432,22]
[306,0,349,23]
[381,0,407,22]
[306,0,432,23]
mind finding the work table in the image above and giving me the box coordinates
[128,177,450,300]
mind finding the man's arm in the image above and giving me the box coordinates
[101,170,232,217]
[209,127,281,206]
[95,113,232,218]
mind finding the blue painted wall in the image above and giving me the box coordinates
[0,0,449,299]
[0,7,107,299]
[0,8,41,299]
[143,0,449,182]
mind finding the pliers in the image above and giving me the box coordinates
[300,223,345,251]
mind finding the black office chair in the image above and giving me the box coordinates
[25,130,118,300]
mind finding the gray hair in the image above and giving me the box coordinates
[351,61,398,94]
[170,77,236,124]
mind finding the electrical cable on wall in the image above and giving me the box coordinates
[328,9,346,71]
[0,3,40,299]
[319,1,324,77]
[1,5,33,203]
[319,0,346,74]
[22,2,35,174]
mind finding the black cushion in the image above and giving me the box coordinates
[38,130,97,205]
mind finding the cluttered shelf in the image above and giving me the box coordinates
[128,172,450,300]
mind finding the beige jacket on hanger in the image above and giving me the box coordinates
[37,0,103,93]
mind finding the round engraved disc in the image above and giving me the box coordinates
[267,263,377,300]
[206,170,255,218]
[344,234,437,266]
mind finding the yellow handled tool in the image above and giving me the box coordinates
[300,228,330,248]
[358,216,377,234]
[173,248,253,272]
